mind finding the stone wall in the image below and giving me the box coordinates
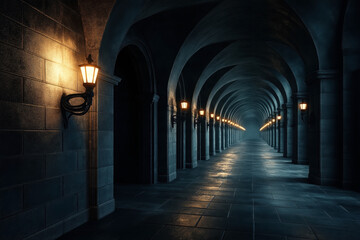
[0,0,90,239]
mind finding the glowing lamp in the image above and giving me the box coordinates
[299,102,307,111]
[210,113,214,118]
[277,115,282,120]
[216,116,220,121]
[180,100,189,110]
[222,119,225,122]
[79,59,99,86]
[61,54,99,128]
[272,118,275,123]
[199,109,205,116]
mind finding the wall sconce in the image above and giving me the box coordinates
[199,109,205,117]
[277,115,282,121]
[299,100,308,121]
[272,118,275,123]
[299,101,307,111]
[210,113,214,118]
[61,55,99,128]
[180,100,189,110]
[216,116,220,121]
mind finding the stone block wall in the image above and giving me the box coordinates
[0,0,90,239]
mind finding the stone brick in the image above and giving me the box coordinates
[98,81,114,96]
[98,131,113,149]
[0,155,45,188]
[61,6,83,33]
[44,84,64,108]
[0,101,45,130]
[46,151,77,177]
[98,94,113,113]
[98,166,113,188]
[23,4,63,42]
[98,149,113,167]
[0,14,22,48]
[24,222,63,240]
[77,150,88,170]
[63,210,89,233]
[23,0,44,11]
[46,195,77,226]
[45,60,78,90]
[63,130,87,151]
[68,114,89,130]
[44,0,64,22]
[63,171,87,195]
[63,28,85,54]
[0,186,22,217]
[77,190,88,211]
[24,177,62,208]
[98,112,114,131]
[0,131,22,156]
[0,206,45,240]
[46,107,63,130]
[98,184,113,204]
[0,71,23,103]
[24,79,65,109]
[0,0,22,22]
[24,131,62,154]
[0,43,44,80]
[24,29,63,63]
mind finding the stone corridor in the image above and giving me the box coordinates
[60,139,360,240]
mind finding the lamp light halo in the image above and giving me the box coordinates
[180,100,189,110]
[79,55,100,87]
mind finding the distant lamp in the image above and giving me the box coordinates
[222,119,225,122]
[272,118,275,123]
[199,109,205,116]
[61,54,99,128]
[210,113,214,118]
[216,116,220,121]
[299,100,308,121]
[277,115,282,120]
[180,100,189,110]
[299,102,307,111]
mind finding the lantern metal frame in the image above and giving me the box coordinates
[61,55,99,128]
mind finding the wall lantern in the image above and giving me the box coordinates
[210,113,214,118]
[61,54,99,128]
[180,100,189,110]
[277,115,282,120]
[216,116,220,121]
[299,100,308,121]
[299,101,307,111]
[272,118,275,123]
[199,109,205,116]
[222,119,225,122]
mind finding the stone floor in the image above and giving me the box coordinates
[59,139,360,240]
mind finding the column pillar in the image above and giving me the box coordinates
[215,121,221,153]
[284,103,293,158]
[209,118,216,156]
[294,93,308,164]
[307,70,341,185]
[278,108,285,153]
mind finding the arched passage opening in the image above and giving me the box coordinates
[114,45,156,184]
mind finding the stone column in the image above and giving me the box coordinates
[278,108,285,153]
[307,70,341,185]
[209,119,216,156]
[284,103,293,158]
[215,121,221,153]
[294,93,308,164]
[225,124,229,148]
[221,124,225,150]
[201,117,210,160]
